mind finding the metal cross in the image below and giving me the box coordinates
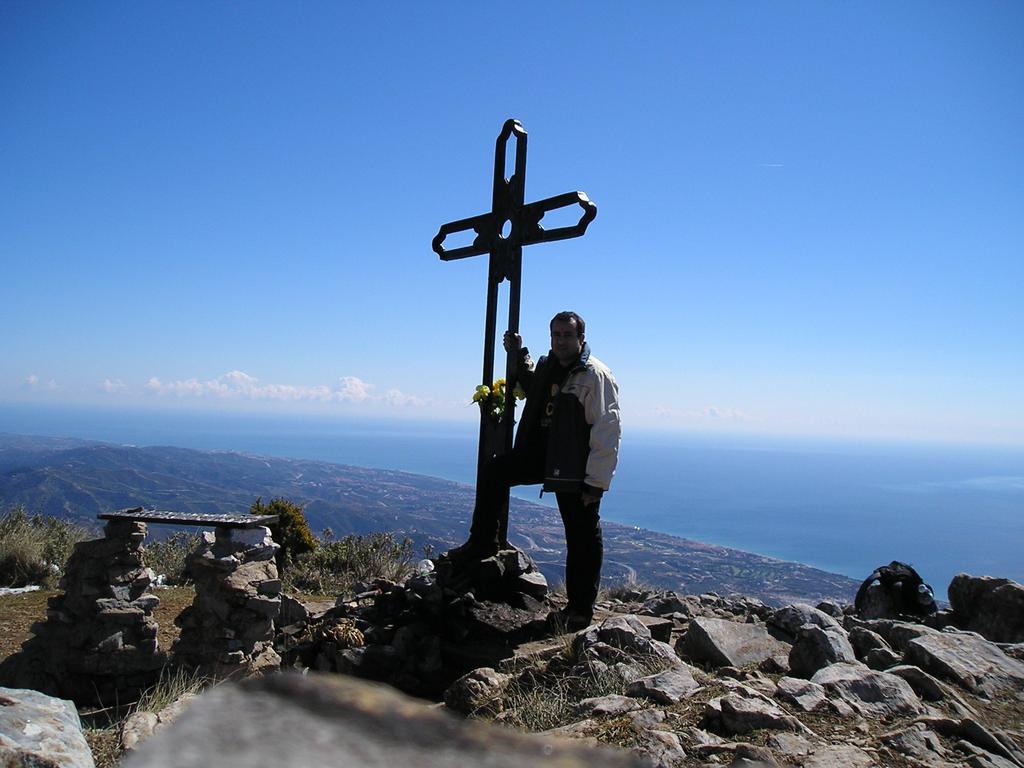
[433,118,597,536]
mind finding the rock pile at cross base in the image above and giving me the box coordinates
[275,546,552,697]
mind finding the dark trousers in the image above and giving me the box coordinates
[470,450,604,615]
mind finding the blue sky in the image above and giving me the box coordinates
[2,2,1021,445]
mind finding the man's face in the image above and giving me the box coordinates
[550,319,583,365]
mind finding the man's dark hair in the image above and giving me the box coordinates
[550,311,585,337]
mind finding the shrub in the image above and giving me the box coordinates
[497,654,673,731]
[131,665,211,714]
[0,507,90,588]
[599,580,655,603]
[285,532,415,596]
[250,497,317,573]
[143,531,202,585]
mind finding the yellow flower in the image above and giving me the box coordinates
[470,379,522,420]
[471,385,490,404]
[513,384,526,400]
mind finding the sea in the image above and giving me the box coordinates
[2,404,1022,595]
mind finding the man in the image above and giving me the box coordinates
[452,311,621,630]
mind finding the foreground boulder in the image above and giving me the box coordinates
[122,672,650,768]
[0,687,94,768]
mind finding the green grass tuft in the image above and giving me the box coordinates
[131,665,210,715]
[0,506,90,588]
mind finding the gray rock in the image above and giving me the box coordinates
[731,742,780,766]
[576,695,641,718]
[740,673,778,699]
[121,711,159,752]
[774,676,827,712]
[443,667,510,716]
[905,627,1024,695]
[948,574,1024,644]
[967,754,1019,768]
[464,600,547,639]
[640,593,691,617]
[626,667,702,705]
[801,744,874,767]
[0,687,94,768]
[1001,642,1024,662]
[576,615,681,664]
[883,723,947,763]
[630,728,687,767]
[815,600,844,618]
[612,662,647,684]
[704,694,807,736]
[121,691,199,752]
[124,672,651,768]
[863,646,902,670]
[589,615,651,648]
[847,626,888,658]
[765,732,815,757]
[930,717,1024,767]
[627,709,666,729]
[633,615,674,643]
[957,740,1020,768]
[854,617,931,652]
[811,661,925,718]
[678,617,790,669]
[886,664,946,701]
[337,644,400,678]
[539,716,597,739]
[515,571,548,600]
[132,594,161,613]
[769,603,840,638]
[646,639,683,664]
[788,623,857,677]
[581,641,631,666]
[685,727,726,747]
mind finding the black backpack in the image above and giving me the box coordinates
[855,561,937,616]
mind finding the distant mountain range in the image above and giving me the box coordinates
[0,432,859,605]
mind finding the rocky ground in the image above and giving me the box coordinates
[266,554,1024,768]
[448,589,1024,767]
[2,551,1023,768]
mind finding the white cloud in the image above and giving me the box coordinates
[101,378,128,393]
[383,387,426,407]
[702,405,748,420]
[24,374,57,391]
[144,371,425,408]
[337,376,373,402]
[654,404,751,422]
